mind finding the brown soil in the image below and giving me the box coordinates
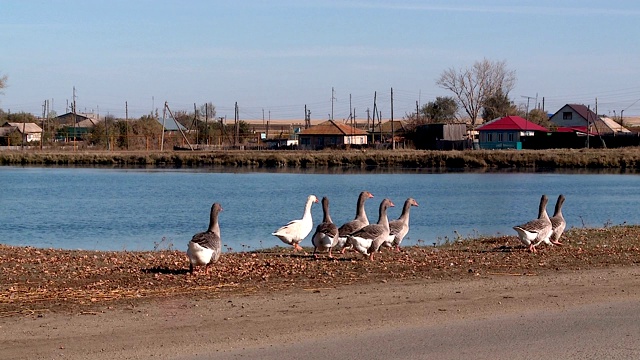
[2,226,639,316]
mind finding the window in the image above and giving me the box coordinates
[508,132,514,142]
[563,112,572,120]
[497,133,503,142]
[486,133,493,142]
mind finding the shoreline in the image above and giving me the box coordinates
[2,226,639,315]
[2,148,640,169]
[2,226,640,358]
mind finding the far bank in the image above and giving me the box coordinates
[1,148,640,170]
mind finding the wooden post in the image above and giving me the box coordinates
[126,101,129,150]
[391,87,394,150]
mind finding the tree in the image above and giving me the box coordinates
[421,96,459,124]
[481,89,518,121]
[6,112,38,123]
[0,72,7,94]
[437,58,516,125]
[527,108,555,129]
[198,102,216,121]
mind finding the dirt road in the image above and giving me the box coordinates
[2,267,638,359]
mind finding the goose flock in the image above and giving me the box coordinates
[513,194,566,253]
[186,191,566,274]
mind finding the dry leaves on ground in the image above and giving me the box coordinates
[1,226,639,316]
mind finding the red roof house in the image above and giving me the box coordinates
[475,116,548,149]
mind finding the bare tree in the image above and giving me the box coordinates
[436,59,516,125]
[0,73,7,94]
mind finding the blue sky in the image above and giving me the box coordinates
[2,0,640,121]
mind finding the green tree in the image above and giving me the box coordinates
[6,112,38,123]
[481,89,518,121]
[437,58,516,125]
[421,96,459,124]
[527,108,554,129]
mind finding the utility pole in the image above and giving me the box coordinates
[41,100,46,150]
[164,102,193,150]
[331,87,336,120]
[125,101,129,150]
[366,108,370,131]
[304,105,311,129]
[161,102,167,151]
[193,103,199,146]
[391,87,395,150]
[234,102,239,147]
[586,105,591,149]
[72,87,77,151]
[205,103,209,146]
[372,91,378,144]
[521,95,535,120]
[21,120,25,150]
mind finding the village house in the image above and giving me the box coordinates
[475,116,548,149]
[1,122,43,144]
[298,120,368,150]
[549,104,631,135]
[369,120,408,146]
[413,123,469,150]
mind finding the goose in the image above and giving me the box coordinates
[383,197,419,251]
[513,195,553,253]
[311,196,339,258]
[346,198,395,261]
[187,202,223,274]
[549,194,566,245]
[335,191,374,252]
[272,194,318,251]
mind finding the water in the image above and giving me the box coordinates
[1,166,639,252]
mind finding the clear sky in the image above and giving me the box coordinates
[1,0,640,121]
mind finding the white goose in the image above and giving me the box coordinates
[384,197,419,251]
[311,196,339,258]
[513,195,553,253]
[335,191,374,252]
[272,195,318,251]
[187,202,223,274]
[549,194,566,245]
[346,198,394,261]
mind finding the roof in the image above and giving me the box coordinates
[2,122,43,133]
[373,120,407,133]
[555,126,595,136]
[563,104,598,122]
[599,117,631,133]
[155,118,187,131]
[475,116,548,132]
[298,120,368,136]
[76,118,100,128]
[54,112,96,123]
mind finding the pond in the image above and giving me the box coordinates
[1,167,638,252]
